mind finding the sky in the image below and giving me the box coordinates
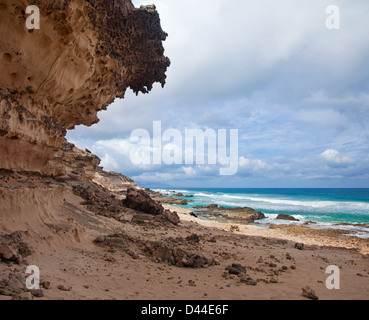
[67,0,369,188]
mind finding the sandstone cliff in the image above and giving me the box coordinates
[0,0,176,263]
[0,0,170,175]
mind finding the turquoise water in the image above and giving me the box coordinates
[154,188,369,238]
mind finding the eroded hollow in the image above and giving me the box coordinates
[2,53,12,62]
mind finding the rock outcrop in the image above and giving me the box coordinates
[123,187,164,216]
[0,0,170,175]
[193,204,266,224]
[0,0,179,265]
[276,214,299,222]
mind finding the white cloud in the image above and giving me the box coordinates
[100,154,119,171]
[182,167,196,177]
[66,0,369,187]
[320,149,354,167]
[239,156,268,172]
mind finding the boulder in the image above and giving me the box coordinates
[225,263,247,276]
[276,214,299,221]
[205,204,218,209]
[162,210,181,225]
[123,188,164,216]
[0,244,18,262]
[295,243,305,250]
[302,286,319,300]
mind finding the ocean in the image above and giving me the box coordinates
[154,188,369,238]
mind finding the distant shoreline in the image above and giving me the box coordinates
[163,204,369,255]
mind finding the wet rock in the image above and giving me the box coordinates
[276,214,299,221]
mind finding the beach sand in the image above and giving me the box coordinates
[1,191,368,301]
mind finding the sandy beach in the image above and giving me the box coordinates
[1,188,368,300]
[1,0,369,303]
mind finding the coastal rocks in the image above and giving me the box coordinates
[0,231,32,264]
[295,243,305,251]
[93,169,139,194]
[0,245,18,263]
[149,243,218,268]
[225,263,247,276]
[193,205,266,224]
[276,214,299,222]
[162,210,181,226]
[0,0,170,175]
[205,204,219,209]
[302,286,319,300]
[57,285,72,292]
[148,190,192,205]
[74,183,180,226]
[47,140,101,179]
[172,193,194,198]
[94,233,140,260]
[230,225,240,232]
[95,233,218,268]
[0,274,27,298]
[124,188,164,216]
[186,234,200,244]
[158,198,188,205]
[72,182,135,218]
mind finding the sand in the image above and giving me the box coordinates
[0,192,368,300]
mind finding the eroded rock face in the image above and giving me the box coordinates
[0,0,170,174]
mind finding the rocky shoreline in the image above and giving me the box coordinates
[191,204,266,224]
[147,190,308,225]
[149,190,369,241]
[1,0,368,301]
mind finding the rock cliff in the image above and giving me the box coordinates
[0,0,170,175]
[0,0,176,239]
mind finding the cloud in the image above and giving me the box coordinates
[320,149,354,167]
[66,0,369,187]
[239,156,268,172]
